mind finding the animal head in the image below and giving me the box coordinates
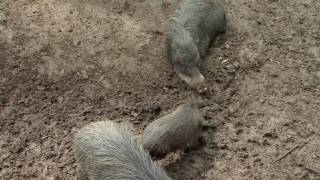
[171,39,204,87]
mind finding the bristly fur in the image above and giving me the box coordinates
[141,101,205,158]
[165,20,193,65]
[165,0,226,65]
[73,120,171,180]
[183,96,206,109]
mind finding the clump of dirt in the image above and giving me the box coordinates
[1,0,320,179]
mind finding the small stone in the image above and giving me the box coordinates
[57,96,64,104]
[131,111,139,117]
[201,172,206,178]
[233,61,240,68]
[222,59,229,64]
[37,86,45,91]
[133,120,141,125]
[226,64,236,73]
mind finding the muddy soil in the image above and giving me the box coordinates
[1,0,320,179]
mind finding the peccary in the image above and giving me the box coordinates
[165,0,226,87]
[141,98,207,158]
[73,120,171,180]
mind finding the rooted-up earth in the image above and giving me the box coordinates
[0,0,319,179]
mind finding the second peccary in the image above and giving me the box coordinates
[73,120,171,180]
[141,99,207,158]
[165,0,226,87]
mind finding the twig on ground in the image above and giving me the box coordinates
[272,140,309,163]
[305,166,320,175]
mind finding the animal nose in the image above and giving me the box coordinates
[199,74,205,83]
[189,73,205,88]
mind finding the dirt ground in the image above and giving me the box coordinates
[1,0,320,179]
